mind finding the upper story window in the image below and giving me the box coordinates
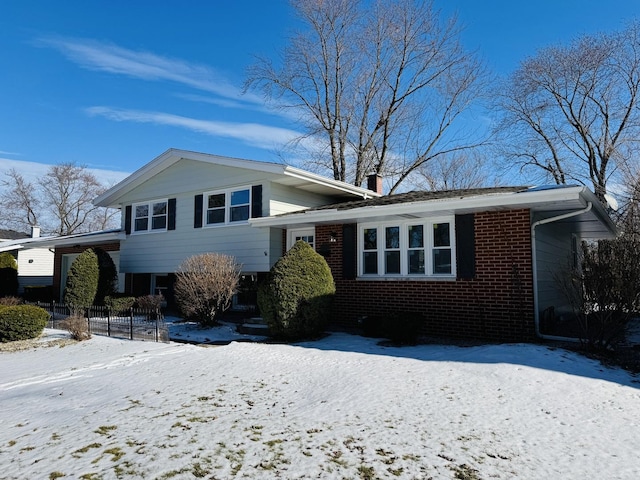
[204,187,251,226]
[134,200,168,233]
[359,218,455,277]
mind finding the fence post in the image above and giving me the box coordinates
[107,308,111,337]
[130,308,134,340]
[155,314,159,342]
[86,307,91,335]
[51,301,55,321]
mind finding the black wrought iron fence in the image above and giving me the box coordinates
[29,301,169,343]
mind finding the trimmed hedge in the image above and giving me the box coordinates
[258,240,335,340]
[0,305,49,342]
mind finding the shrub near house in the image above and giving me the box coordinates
[258,240,335,340]
[0,305,49,342]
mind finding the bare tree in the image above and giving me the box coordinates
[0,163,119,236]
[0,168,40,231]
[410,151,492,191]
[495,22,640,202]
[174,253,241,326]
[246,0,489,193]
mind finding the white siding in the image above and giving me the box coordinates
[118,159,344,274]
[17,247,54,293]
[535,221,576,316]
[269,182,337,215]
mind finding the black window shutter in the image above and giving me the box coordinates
[194,194,203,228]
[251,185,263,218]
[167,198,176,230]
[342,224,357,280]
[124,205,132,235]
[455,214,475,279]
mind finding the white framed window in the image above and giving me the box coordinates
[287,228,315,250]
[358,217,455,278]
[204,187,251,226]
[133,199,168,233]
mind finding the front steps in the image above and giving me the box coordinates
[236,316,270,336]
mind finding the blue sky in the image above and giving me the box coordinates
[2,0,640,185]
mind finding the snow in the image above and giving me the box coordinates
[1,328,639,479]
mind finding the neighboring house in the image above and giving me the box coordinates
[250,185,617,342]
[93,149,378,309]
[0,227,54,296]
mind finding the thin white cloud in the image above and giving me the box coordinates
[36,36,266,106]
[86,106,300,150]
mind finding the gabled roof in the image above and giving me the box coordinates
[250,185,617,239]
[94,148,380,208]
[0,229,29,241]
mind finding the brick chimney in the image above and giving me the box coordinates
[367,173,383,194]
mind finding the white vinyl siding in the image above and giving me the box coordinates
[116,158,358,275]
[535,221,576,317]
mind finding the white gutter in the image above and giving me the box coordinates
[531,201,593,342]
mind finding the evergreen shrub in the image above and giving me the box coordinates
[258,240,335,340]
[94,248,118,305]
[105,295,136,314]
[0,252,17,269]
[64,249,99,314]
[0,305,49,342]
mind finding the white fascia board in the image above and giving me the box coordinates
[94,149,288,208]
[282,167,380,199]
[250,186,591,228]
[0,243,23,253]
[94,148,374,208]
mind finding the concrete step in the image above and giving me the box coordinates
[237,322,270,336]
[245,316,267,325]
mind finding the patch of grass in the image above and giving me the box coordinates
[73,443,102,456]
[357,464,376,479]
[49,472,65,479]
[191,462,210,478]
[51,433,61,441]
[450,463,481,480]
[20,446,35,453]
[78,474,101,480]
[94,425,117,436]
[7,440,16,447]
[104,447,125,462]
[387,466,404,476]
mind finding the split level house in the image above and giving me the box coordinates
[22,148,616,342]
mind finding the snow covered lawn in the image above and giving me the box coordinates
[1,330,638,479]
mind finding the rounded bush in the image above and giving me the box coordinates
[258,240,335,340]
[0,305,49,342]
[64,248,99,313]
[0,252,17,269]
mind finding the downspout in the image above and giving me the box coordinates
[531,202,592,341]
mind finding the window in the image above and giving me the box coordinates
[287,228,315,250]
[133,200,168,233]
[204,187,251,226]
[359,218,455,277]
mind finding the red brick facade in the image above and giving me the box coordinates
[53,242,120,301]
[314,209,535,342]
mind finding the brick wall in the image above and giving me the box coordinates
[53,242,120,301]
[316,209,536,342]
